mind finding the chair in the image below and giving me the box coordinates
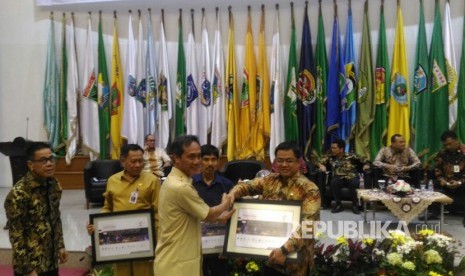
[83,160,123,209]
[221,160,266,183]
[322,167,374,208]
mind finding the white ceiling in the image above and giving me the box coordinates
[35,0,303,13]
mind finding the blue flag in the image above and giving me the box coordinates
[297,3,316,157]
[326,14,344,143]
[342,4,357,151]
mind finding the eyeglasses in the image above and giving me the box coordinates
[31,156,56,165]
[275,158,298,165]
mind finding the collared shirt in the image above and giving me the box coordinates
[155,167,210,276]
[319,153,368,180]
[373,146,421,178]
[192,172,234,207]
[5,172,65,274]
[102,170,160,238]
[233,173,320,276]
[435,144,465,182]
[143,148,171,177]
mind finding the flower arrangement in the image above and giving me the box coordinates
[229,257,265,276]
[386,180,414,196]
[313,230,465,276]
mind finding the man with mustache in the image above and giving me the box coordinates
[192,144,234,276]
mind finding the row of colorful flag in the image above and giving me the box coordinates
[43,0,465,165]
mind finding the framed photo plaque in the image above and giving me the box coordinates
[201,221,227,254]
[224,199,302,261]
[89,209,156,265]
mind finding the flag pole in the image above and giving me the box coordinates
[191,9,195,39]
[162,9,165,25]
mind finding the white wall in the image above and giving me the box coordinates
[1,0,464,187]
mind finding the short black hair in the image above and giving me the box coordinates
[274,141,302,159]
[168,135,200,157]
[201,144,219,158]
[121,144,144,158]
[26,142,51,161]
[441,130,458,142]
[145,134,154,141]
[332,139,345,149]
[391,134,402,143]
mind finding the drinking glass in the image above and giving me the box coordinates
[378,180,386,191]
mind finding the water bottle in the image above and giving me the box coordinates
[359,173,365,189]
[427,180,434,192]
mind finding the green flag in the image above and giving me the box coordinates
[284,4,298,142]
[457,5,465,142]
[175,10,186,137]
[311,2,327,157]
[412,0,430,162]
[370,2,390,160]
[428,0,448,159]
[355,1,374,160]
[98,13,110,159]
[58,13,67,154]
[43,17,60,151]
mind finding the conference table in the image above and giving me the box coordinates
[357,189,453,229]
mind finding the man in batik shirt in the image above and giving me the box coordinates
[5,142,68,276]
[434,131,465,227]
[227,141,321,276]
[317,139,370,214]
[373,134,422,185]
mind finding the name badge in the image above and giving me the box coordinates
[129,190,139,204]
[454,165,460,173]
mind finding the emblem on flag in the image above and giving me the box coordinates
[391,73,408,105]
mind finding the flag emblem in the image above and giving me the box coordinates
[432,60,447,92]
[186,74,198,107]
[413,64,428,94]
[375,67,386,104]
[391,73,408,105]
[201,78,211,107]
[297,69,316,105]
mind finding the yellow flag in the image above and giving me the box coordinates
[238,9,255,159]
[226,9,238,160]
[110,17,124,158]
[255,7,270,160]
[387,4,410,145]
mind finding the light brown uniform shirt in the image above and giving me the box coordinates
[154,167,210,276]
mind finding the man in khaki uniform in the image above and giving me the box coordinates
[154,135,234,276]
[88,144,160,276]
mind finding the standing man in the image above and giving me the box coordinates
[154,135,234,276]
[227,141,321,276]
[192,144,234,276]
[373,134,422,185]
[88,144,161,276]
[434,131,465,226]
[5,142,68,276]
[317,139,370,214]
[143,134,171,178]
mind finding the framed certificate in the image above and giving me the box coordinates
[90,209,156,265]
[224,199,302,261]
[201,221,226,254]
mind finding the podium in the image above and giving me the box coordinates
[0,137,35,185]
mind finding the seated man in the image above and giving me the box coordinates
[373,134,422,186]
[192,144,233,276]
[434,130,465,226]
[317,139,370,214]
[143,134,172,177]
